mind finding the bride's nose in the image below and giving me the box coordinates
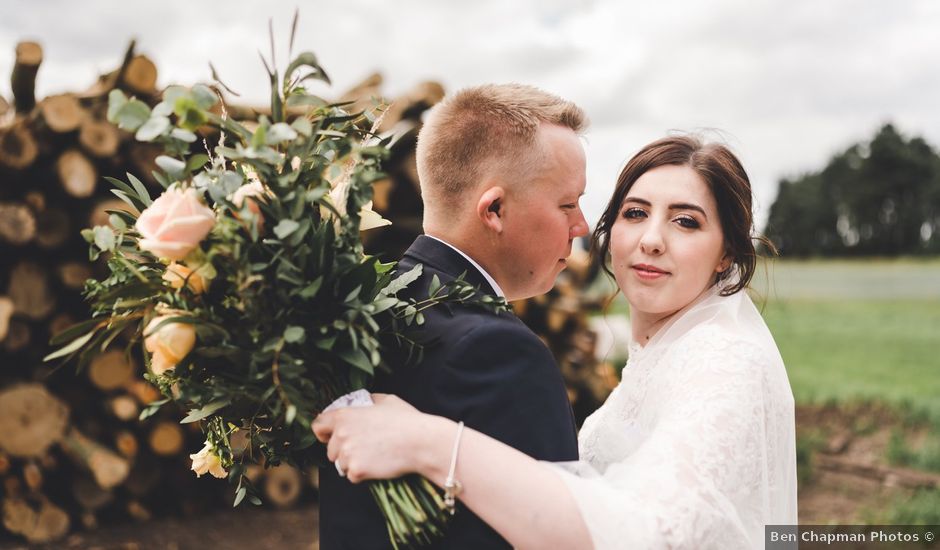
[638,223,665,255]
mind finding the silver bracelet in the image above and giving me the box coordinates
[443,421,465,515]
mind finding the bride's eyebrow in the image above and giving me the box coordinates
[623,197,708,219]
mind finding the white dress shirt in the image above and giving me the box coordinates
[426,235,505,298]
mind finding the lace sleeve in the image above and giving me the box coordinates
[546,326,796,550]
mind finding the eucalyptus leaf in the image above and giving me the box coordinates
[274,219,300,239]
[180,400,229,424]
[93,225,116,252]
[136,115,170,141]
[106,89,128,122]
[155,156,186,180]
[171,128,198,143]
[284,326,305,343]
[266,122,298,144]
[115,99,152,131]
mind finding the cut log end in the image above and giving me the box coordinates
[123,55,158,94]
[1,296,17,343]
[14,41,43,66]
[148,422,184,456]
[88,350,136,391]
[7,261,56,320]
[39,94,85,133]
[56,149,98,198]
[0,203,35,245]
[0,385,69,458]
[0,123,39,169]
[79,118,121,158]
[263,465,302,508]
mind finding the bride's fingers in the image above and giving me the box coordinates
[371,393,391,404]
[311,411,336,443]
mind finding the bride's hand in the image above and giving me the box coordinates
[312,394,440,483]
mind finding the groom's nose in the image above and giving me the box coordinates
[570,208,589,238]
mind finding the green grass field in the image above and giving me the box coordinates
[594,258,940,421]
[760,299,940,421]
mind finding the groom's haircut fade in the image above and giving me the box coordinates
[592,134,777,297]
[416,83,587,217]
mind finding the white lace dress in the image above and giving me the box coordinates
[548,287,797,549]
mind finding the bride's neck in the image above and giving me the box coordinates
[629,285,716,346]
[630,310,678,346]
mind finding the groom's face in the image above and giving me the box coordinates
[498,124,589,300]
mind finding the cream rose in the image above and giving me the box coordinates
[162,262,210,294]
[190,441,227,479]
[321,163,391,232]
[136,187,215,260]
[230,180,271,232]
[144,315,196,375]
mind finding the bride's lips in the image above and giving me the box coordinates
[632,263,670,281]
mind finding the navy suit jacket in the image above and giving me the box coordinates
[318,235,579,549]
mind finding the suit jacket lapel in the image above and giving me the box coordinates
[402,235,498,296]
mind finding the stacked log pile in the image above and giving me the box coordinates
[0,41,237,545]
[0,41,614,544]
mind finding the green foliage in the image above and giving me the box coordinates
[765,124,940,256]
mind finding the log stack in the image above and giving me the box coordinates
[0,41,236,545]
[0,41,613,545]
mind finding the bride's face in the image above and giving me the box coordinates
[609,164,730,318]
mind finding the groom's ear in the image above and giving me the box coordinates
[477,186,505,234]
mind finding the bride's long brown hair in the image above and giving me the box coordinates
[591,135,775,296]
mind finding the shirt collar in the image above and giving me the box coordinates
[425,235,505,298]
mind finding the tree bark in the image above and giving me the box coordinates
[11,41,43,114]
[0,384,69,458]
[59,428,130,489]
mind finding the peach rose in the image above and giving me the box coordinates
[144,315,196,375]
[230,180,271,232]
[163,262,209,294]
[190,441,227,479]
[136,187,215,260]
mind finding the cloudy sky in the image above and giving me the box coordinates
[3,0,938,229]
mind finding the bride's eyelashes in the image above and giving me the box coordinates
[621,208,702,230]
[622,207,646,219]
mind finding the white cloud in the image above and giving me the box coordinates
[2,0,937,229]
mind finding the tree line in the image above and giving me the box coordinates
[764,124,940,256]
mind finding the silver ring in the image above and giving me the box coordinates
[335,461,345,477]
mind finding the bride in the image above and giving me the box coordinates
[313,135,798,549]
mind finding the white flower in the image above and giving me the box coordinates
[321,157,391,231]
[190,441,227,479]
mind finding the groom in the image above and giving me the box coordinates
[318,83,589,549]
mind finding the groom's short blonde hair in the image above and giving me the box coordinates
[416,84,586,218]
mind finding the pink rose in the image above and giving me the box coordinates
[136,187,215,260]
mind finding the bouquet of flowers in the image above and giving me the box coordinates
[46,31,504,549]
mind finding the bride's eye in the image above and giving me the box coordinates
[675,215,700,229]
[622,208,646,219]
